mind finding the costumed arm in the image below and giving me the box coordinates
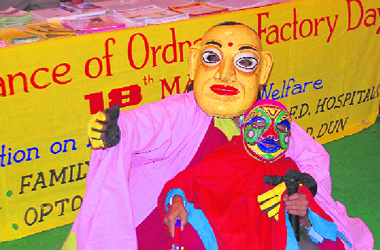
[284,192,311,227]
[159,166,201,237]
[258,170,317,221]
[290,186,353,249]
[285,122,374,249]
[165,194,188,238]
[158,141,244,246]
[260,178,351,248]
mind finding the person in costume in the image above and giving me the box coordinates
[159,99,349,250]
[62,22,373,250]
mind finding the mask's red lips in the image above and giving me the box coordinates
[210,85,240,96]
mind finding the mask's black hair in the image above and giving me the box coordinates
[187,81,194,92]
[257,89,262,100]
[214,21,258,35]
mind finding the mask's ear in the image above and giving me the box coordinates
[258,51,274,86]
[189,44,201,80]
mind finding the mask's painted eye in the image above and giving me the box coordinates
[235,53,258,72]
[202,48,221,66]
[276,120,290,133]
[246,117,266,130]
[252,119,266,130]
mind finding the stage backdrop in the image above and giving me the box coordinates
[0,0,379,242]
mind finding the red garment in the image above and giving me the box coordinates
[136,119,228,249]
[159,136,339,250]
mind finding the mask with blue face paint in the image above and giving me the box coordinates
[241,99,291,163]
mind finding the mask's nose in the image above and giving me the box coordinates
[262,122,278,141]
[266,135,275,141]
[214,57,237,82]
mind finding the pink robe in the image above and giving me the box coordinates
[70,92,373,250]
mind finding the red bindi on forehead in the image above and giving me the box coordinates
[228,42,233,47]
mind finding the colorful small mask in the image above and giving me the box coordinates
[241,99,291,163]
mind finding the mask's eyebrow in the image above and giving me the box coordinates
[205,41,222,48]
[239,45,258,51]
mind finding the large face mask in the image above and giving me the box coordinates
[241,100,291,163]
[189,23,273,118]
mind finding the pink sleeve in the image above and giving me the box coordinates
[72,92,212,250]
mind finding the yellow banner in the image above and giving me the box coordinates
[0,0,379,242]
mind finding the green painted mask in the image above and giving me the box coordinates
[241,99,291,163]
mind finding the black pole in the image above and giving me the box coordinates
[284,169,301,241]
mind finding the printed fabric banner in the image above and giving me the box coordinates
[0,0,379,242]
